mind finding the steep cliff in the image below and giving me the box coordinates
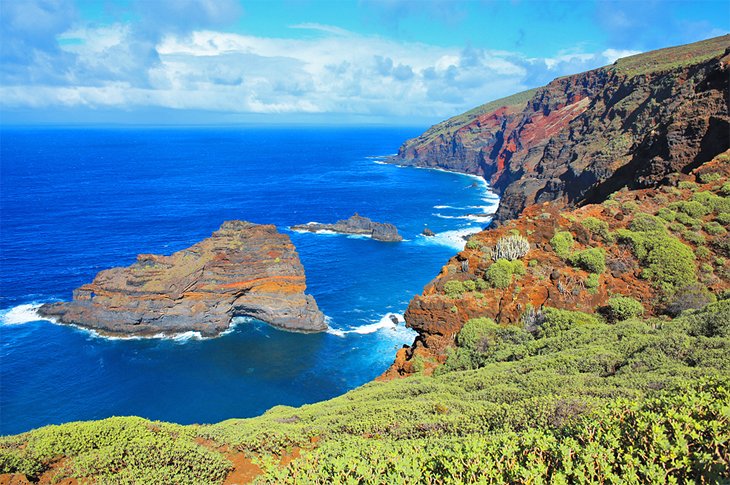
[39,221,327,336]
[390,35,730,224]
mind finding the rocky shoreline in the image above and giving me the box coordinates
[38,221,327,337]
[292,213,402,242]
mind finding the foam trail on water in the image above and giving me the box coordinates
[327,313,406,337]
[417,227,482,251]
[1,304,45,325]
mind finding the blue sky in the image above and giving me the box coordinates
[1,0,728,125]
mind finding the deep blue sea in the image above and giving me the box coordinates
[0,126,497,435]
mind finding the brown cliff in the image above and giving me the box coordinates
[383,150,730,378]
[390,35,730,224]
[38,221,327,337]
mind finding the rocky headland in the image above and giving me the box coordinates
[291,213,402,242]
[389,35,730,225]
[38,221,327,337]
[382,35,730,378]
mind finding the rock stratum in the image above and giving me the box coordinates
[292,213,402,242]
[383,35,730,379]
[389,35,730,225]
[38,221,327,337]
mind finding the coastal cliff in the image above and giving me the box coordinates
[38,221,327,336]
[390,35,730,224]
[384,35,730,378]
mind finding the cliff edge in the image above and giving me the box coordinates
[390,35,730,224]
[38,221,327,336]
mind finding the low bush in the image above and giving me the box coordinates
[605,296,644,322]
[679,297,730,338]
[550,231,575,259]
[616,229,697,296]
[672,200,710,218]
[704,221,727,236]
[580,217,611,240]
[630,213,666,233]
[444,280,467,298]
[584,273,600,291]
[486,259,525,289]
[536,307,601,338]
[569,247,607,274]
[656,208,677,222]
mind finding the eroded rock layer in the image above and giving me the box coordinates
[39,221,327,336]
[390,35,730,224]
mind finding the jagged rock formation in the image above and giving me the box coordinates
[389,35,730,224]
[383,150,730,378]
[292,213,402,242]
[39,221,327,336]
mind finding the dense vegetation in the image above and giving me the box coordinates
[2,295,728,483]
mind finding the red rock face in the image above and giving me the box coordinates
[39,221,327,337]
[390,36,730,224]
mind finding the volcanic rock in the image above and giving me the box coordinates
[292,213,402,242]
[422,227,436,237]
[38,221,327,337]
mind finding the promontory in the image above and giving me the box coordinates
[38,221,327,337]
[291,213,402,242]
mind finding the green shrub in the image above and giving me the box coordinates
[683,231,706,245]
[668,222,685,233]
[570,247,607,274]
[462,280,476,292]
[704,221,727,236]
[456,317,499,350]
[679,298,730,337]
[621,201,639,213]
[720,182,730,196]
[678,180,698,191]
[528,259,538,267]
[486,259,525,289]
[642,238,698,295]
[675,200,710,218]
[699,172,722,183]
[695,246,711,259]
[537,307,601,338]
[550,231,575,258]
[657,208,677,222]
[605,296,644,322]
[630,213,666,233]
[676,211,702,228]
[616,229,697,295]
[584,273,600,291]
[444,280,467,298]
[581,217,611,240]
[465,239,481,250]
[716,212,730,225]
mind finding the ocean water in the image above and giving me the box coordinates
[0,126,498,435]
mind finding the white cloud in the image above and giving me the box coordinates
[602,48,642,64]
[1,21,626,121]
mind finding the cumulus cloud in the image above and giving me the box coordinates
[0,2,638,121]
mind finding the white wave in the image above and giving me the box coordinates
[373,160,389,165]
[434,205,461,209]
[1,303,45,325]
[434,213,494,223]
[157,331,204,342]
[326,328,346,337]
[327,313,405,337]
[416,227,482,251]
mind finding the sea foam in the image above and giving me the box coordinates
[1,304,45,325]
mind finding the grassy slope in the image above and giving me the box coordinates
[2,299,728,483]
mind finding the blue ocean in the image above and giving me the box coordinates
[0,127,498,435]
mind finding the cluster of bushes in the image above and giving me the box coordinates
[550,230,607,281]
[615,215,697,296]
[3,295,728,484]
[443,279,486,298]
